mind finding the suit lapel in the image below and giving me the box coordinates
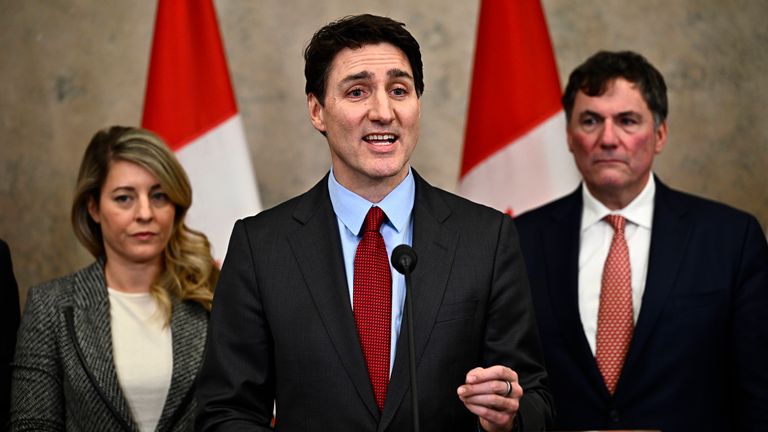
[287,176,381,420]
[155,301,208,432]
[70,260,135,429]
[621,179,691,378]
[379,173,458,431]
[543,190,606,388]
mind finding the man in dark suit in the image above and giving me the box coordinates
[515,50,768,432]
[1,238,20,429]
[195,14,552,432]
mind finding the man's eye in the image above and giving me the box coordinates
[391,87,407,97]
[581,117,597,126]
[348,88,364,97]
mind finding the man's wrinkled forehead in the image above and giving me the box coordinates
[328,43,414,84]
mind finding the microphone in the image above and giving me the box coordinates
[392,244,418,274]
[391,244,420,432]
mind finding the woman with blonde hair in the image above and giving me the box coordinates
[11,126,218,431]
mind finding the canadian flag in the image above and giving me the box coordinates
[458,0,580,216]
[142,0,262,260]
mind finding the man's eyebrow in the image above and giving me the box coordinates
[579,110,603,118]
[578,110,642,120]
[340,71,373,85]
[338,69,413,86]
[388,68,413,81]
[616,110,642,117]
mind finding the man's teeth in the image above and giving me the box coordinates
[365,134,396,143]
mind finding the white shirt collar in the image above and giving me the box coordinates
[581,174,656,232]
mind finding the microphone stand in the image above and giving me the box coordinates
[392,245,420,432]
[403,263,420,432]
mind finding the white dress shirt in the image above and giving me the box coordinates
[578,175,656,355]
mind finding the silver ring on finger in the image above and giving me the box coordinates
[503,380,512,397]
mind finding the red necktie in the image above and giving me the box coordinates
[353,206,391,411]
[596,214,634,395]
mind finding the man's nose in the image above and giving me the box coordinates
[368,91,395,123]
[599,121,619,147]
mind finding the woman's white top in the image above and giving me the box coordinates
[108,288,173,432]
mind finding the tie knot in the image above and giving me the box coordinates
[604,214,626,233]
[363,206,387,233]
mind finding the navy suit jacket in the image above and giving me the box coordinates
[515,178,768,432]
[196,171,553,431]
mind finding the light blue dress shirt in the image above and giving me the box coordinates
[327,167,415,375]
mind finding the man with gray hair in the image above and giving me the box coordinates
[515,50,768,431]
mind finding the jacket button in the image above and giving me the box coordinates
[609,409,620,422]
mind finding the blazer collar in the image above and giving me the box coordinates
[70,259,137,429]
[155,301,208,431]
[541,187,609,391]
[379,170,458,431]
[287,175,381,419]
[620,177,691,384]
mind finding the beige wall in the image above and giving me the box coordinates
[2,1,766,306]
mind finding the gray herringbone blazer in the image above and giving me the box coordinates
[10,260,208,431]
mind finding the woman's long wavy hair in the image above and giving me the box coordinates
[71,126,218,323]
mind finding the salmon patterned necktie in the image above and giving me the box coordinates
[353,206,391,411]
[596,214,634,395]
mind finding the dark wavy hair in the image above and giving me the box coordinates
[562,50,668,127]
[304,14,424,105]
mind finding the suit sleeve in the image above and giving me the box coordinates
[10,285,66,431]
[484,215,553,431]
[1,240,20,429]
[195,220,274,431]
[731,216,768,430]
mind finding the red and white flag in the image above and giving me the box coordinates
[143,0,262,260]
[458,0,580,216]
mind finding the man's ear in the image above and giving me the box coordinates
[307,93,326,134]
[654,120,668,154]
[87,197,101,224]
[566,126,575,154]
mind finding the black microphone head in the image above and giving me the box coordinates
[391,244,418,274]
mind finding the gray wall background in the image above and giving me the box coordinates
[2,1,766,306]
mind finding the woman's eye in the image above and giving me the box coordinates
[151,192,169,203]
